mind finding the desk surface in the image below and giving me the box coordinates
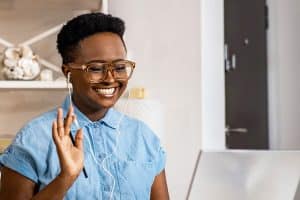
[188,150,300,200]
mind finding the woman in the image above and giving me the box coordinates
[0,13,169,199]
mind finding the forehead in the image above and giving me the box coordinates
[77,32,126,63]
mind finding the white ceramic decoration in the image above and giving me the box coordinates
[21,46,34,58]
[1,46,40,80]
[4,47,20,60]
[40,69,53,81]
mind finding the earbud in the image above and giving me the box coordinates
[66,72,72,92]
[66,72,74,118]
[67,72,71,83]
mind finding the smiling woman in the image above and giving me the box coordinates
[0,13,169,200]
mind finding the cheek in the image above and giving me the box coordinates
[119,81,128,93]
[72,76,91,92]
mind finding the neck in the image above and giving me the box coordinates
[72,96,109,122]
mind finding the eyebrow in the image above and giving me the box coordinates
[86,58,125,64]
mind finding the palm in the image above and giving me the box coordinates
[56,134,83,176]
[52,106,84,178]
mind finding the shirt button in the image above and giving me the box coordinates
[98,153,106,159]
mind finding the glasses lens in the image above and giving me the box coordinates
[112,61,133,80]
[86,63,105,81]
[86,60,134,82]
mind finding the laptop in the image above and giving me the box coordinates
[186,150,300,200]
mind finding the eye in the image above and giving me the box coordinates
[114,64,127,72]
[87,63,105,73]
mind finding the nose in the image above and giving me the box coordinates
[102,69,115,83]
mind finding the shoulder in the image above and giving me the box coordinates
[0,109,58,182]
[120,113,159,141]
[119,114,164,159]
[24,108,57,130]
[10,108,58,153]
[118,114,167,174]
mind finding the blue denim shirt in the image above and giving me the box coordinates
[0,97,166,199]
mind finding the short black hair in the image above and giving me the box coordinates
[57,12,126,64]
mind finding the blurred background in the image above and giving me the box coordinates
[0,0,299,199]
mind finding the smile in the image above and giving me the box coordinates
[94,87,117,97]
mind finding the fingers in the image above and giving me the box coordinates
[57,108,65,137]
[64,105,74,135]
[75,129,83,150]
[52,121,59,144]
[56,106,75,137]
[53,107,81,150]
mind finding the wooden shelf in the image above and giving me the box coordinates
[0,137,13,152]
[0,80,68,89]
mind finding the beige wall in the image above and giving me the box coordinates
[267,0,300,149]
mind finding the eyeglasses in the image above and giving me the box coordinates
[68,59,135,83]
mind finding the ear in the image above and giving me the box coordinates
[62,64,70,77]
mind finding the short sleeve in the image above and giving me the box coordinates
[138,120,167,175]
[0,125,40,183]
[155,145,167,175]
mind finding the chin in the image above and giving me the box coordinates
[97,100,117,109]
[94,91,123,109]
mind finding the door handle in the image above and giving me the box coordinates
[226,126,248,136]
[231,54,236,69]
[224,44,231,72]
[224,44,237,72]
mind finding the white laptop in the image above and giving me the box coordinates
[187,150,300,200]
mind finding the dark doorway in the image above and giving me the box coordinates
[224,0,269,149]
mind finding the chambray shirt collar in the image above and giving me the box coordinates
[61,96,122,130]
[100,107,122,129]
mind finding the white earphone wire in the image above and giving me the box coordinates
[101,91,130,200]
[67,77,130,200]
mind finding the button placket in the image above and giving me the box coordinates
[90,123,107,162]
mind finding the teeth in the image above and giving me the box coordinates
[96,88,115,95]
